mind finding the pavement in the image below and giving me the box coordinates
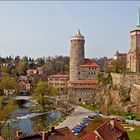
[56,106,94,129]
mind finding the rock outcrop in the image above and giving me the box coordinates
[94,83,140,114]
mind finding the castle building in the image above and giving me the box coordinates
[48,73,69,94]
[127,9,140,73]
[68,30,100,103]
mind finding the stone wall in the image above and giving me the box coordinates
[68,87,96,103]
[111,73,140,87]
[130,84,140,103]
[70,38,85,81]
[79,67,100,80]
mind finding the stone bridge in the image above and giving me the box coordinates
[13,96,37,104]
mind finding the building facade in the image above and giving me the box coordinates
[48,73,69,94]
[114,51,127,66]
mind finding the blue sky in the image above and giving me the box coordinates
[0,1,139,59]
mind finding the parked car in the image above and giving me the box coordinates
[81,118,90,125]
[126,115,136,120]
[88,113,99,119]
[77,122,86,128]
[72,126,83,134]
[95,110,101,114]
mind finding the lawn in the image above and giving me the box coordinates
[127,126,140,140]
[80,104,99,112]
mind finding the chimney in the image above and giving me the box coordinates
[110,119,115,128]
[16,130,22,137]
[51,127,55,133]
[42,131,47,140]
[95,135,99,140]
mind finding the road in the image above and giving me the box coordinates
[56,106,94,129]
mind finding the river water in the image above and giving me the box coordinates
[8,100,62,134]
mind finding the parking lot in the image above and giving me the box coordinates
[56,106,94,129]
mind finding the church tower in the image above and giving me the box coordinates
[70,30,85,80]
[127,8,140,73]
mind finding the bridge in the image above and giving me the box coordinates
[13,96,37,104]
[14,96,31,100]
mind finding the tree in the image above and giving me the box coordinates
[35,57,45,66]
[0,65,10,74]
[0,96,16,137]
[107,60,125,73]
[0,75,19,95]
[32,80,58,109]
[15,59,27,75]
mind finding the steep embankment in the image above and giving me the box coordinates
[94,80,140,114]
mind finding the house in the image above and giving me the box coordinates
[11,127,79,140]
[48,73,69,94]
[80,119,129,140]
[26,69,38,77]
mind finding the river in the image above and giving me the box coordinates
[7,100,62,135]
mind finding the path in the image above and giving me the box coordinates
[56,106,94,129]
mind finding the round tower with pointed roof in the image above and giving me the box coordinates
[70,29,85,80]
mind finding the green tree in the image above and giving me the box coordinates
[107,60,125,73]
[0,96,16,137]
[32,80,58,109]
[0,75,19,95]
[0,65,10,74]
[15,59,26,75]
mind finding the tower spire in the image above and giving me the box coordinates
[137,7,140,27]
[77,28,81,36]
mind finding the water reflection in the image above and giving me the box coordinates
[8,100,62,134]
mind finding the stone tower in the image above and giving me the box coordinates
[70,30,85,80]
[127,9,140,73]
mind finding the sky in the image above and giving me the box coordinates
[0,1,139,59]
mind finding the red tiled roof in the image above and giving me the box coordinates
[37,67,43,70]
[46,127,79,140]
[27,69,37,72]
[95,119,129,140]
[80,59,99,68]
[80,119,129,140]
[80,131,101,140]
[48,73,69,78]
[68,80,98,85]
[12,127,79,140]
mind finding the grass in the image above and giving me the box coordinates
[109,110,140,118]
[79,104,99,112]
[127,126,140,140]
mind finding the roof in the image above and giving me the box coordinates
[27,69,37,72]
[12,127,79,140]
[37,67,43,70]
[80,119,129,140]
[95,119,129,140]
[70,29,85,41]
[46,127,79,140]
[80,59,99,68]
[114,51,126,56]
[114,50,119,56]
[68,80,98,85]
[80,131,102,140]
[48,73,69,78]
